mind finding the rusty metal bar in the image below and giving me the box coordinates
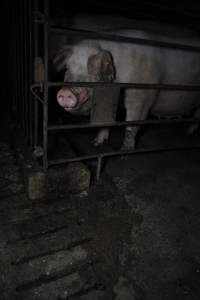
[48,117,200,131]
[48,144,200,167]
[50,26,200,53]
[43,0,49,171]
[48,82,200,91]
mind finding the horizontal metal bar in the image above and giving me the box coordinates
[50,26,200,53]
[49,154,101,165]
[48,144,200,167]
[48,117,200,131]
[48,82,200,91]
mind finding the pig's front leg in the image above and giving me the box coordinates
[122,90,155,150]
[93,128,110,146]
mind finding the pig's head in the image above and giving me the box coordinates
[53,42,115,113]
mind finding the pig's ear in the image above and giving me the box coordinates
[53,47,73,72]
[87,50,115,81]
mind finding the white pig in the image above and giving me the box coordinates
[54,28,200,148]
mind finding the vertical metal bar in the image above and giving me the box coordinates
[20,0,25,133]
[13,3,17,122]
[28,0,33,147]
[12,4,17,119]
[19,0,23,131]
[34,0,39,150]
[43,0,49,171]
[23,0,29,141]
[20,0,25,136]
[16,3,20,127]
[96,156,103,182]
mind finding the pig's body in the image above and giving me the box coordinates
[54,29,200,148]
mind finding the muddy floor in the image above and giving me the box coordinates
[0,121,200,299]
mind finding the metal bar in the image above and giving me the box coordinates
[15,4,20,126]
[48,117,200,131]
[23,0,29,141]
[47,82,200,91]
[12,5,17,119]
[43,0,49,171]
[33,0,39,149]
[14,3,18,124]
[16,3,21,128]
[48,144,200,167]
[29,0,33,147]
[96,156,103,182]
[20,0,25,134]
[50,26,200,53]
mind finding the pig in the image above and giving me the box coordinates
[53,28,200,149]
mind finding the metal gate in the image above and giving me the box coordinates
[11,0,200,180]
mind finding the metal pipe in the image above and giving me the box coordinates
[96,156,103,182]
[29,0,33,147]
[43,0,49,171]
[20,0,25,134]
[50,26,200,53]
[33,0,40,150]
[48,82,200,91]
[48,144,200,167]
[17,3,22,129]
[24,0,29,142]
[12,5,17,119]
[48,117,200,131]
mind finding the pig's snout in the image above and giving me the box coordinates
[57,88,78,111]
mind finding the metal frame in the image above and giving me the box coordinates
[12,0,200,180]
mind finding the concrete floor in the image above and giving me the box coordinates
[105,149,200,299]
[0,122,200,299]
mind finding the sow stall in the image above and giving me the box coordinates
[11,0,200,183]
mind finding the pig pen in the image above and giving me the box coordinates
[3,0,200,299]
